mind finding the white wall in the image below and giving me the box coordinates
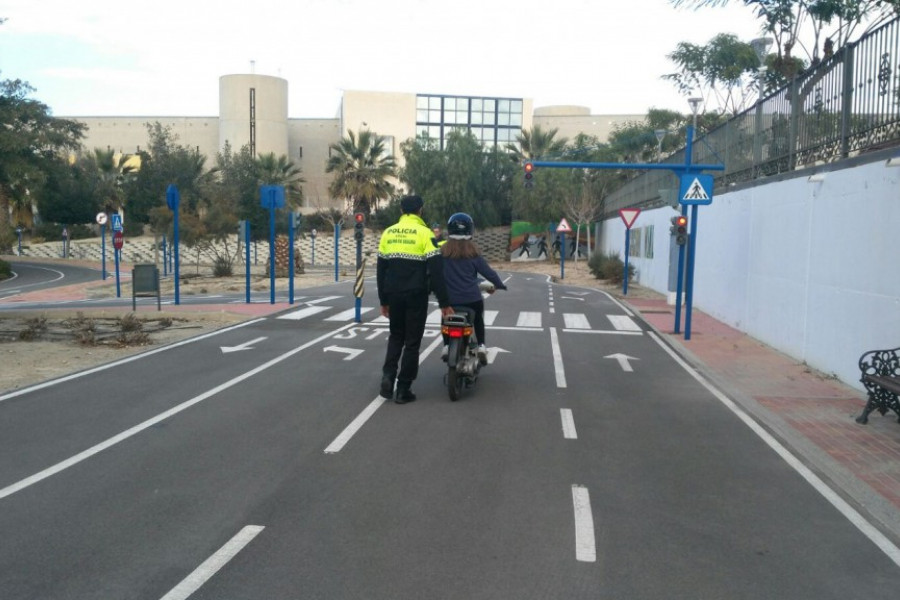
[600,157,900,390]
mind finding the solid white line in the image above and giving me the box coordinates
[572,485,597,562]
[561,409,577,439]
[647,330,900,568]
[160,525,264,600]
[0,319,267,403]
[325,335,443,454]
[549,327,567,388]
[0,323,355,500]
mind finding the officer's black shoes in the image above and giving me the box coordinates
[380,376,394,400]
[395,387,417,404]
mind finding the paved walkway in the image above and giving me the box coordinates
[3,263,900,547]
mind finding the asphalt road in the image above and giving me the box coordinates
[1,274,899,599]
[0,261,101,300]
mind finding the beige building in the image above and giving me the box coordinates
[67,73,643,213]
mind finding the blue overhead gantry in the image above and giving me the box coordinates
[525,126,723,340]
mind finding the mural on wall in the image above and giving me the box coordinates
[508,221,589,261]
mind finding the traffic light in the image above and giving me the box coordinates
[354,212,365,241]
[670,214,688,245]
[524,162,535,189]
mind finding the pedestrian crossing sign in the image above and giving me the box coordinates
[556,218,572,233]
[678,173,713,205]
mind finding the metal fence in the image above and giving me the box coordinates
[604,16,900,218]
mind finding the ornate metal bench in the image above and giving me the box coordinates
[856,346,900,424]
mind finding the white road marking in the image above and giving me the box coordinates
[0,323,355,500]
[549,327,567,388]
[647,330,900,568]
[517,311,542,328]
[562,329,642,336]
[483,310,498,325]
[277,305,331,320]
[0,319,266,403]
[426,309,443,325]
[160,525,264,600]
[325,307,374,321]
[325,335,444,454]
[560,409,577,439]
[563,313,591,329]
[572,485,597,562]
[607,315,641,331]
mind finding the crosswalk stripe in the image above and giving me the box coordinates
[607,315,641,331]
[325,307,374,321]
[426,309,443,325]
[517,311,542,328]
[483,310,498,325]
[564,313,591,329]
[277,306,331,320]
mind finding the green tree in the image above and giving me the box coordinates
[506,125,570,224]
[122,122,213,229]
[256,152,305,209]
[399,130,513,228]
[326,129,397,216]
[37,158,103,226]
[0,78,85,247]
[82,148,137,214]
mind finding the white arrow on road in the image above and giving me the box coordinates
[605,353,638,372]
[220,336,268,354]
[486,347,510,364]
[561,296,585,301]
[324,345,363,361]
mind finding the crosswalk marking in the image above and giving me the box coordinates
[274,301,643,335]
[517,311,542,328]
[277,306,331,320]
[563,313,591,330]
[608,315,641,331]
[325,307,374,321]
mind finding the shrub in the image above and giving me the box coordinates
[213,256,233,277]
[0,259,11,280]
[588,251,635,284]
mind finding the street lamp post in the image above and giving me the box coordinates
[654,129,667,163]
[750,37,773,169]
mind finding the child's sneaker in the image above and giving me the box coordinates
[477,344,488,365]
[441,345,449,362]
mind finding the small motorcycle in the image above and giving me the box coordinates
[440,281,496,401]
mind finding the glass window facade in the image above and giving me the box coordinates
[415,94,523,150]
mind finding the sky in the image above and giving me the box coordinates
[0,0,765,119]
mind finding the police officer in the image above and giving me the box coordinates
[377,195,452,403]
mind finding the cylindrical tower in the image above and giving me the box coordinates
[219,74,289,158]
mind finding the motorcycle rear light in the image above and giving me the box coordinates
[441,326,472,338]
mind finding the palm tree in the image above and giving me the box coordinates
[83,148,137,214]
[326,129,397,216]
[506,125,568,161]
[256,152,304,210]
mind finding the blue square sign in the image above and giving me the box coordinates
[260,185,286,209]
[678,174,713,206]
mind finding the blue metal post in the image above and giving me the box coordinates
[289,213,295,305]
[334,223,340,282]
[623,229,630,295]
[101,224,107,280]
[674,206,687,335]
[114,243,121,298]
[684,204,699,340]
[269,205,276,305]
[244,222,251,304]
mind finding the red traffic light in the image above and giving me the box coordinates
[524,162,534,173]
[674,215,687,228]
[354,212,365,224]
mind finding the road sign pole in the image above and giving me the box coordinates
[114,240,121,298]
[334,223,340,282]
[623,229,630,295]
[289,213,296,305]
[560,236,566,279]
[101,224,107,280]
[684,204,699,340]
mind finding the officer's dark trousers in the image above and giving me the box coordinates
[382,291,428,388]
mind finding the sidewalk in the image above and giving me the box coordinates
[625,296,900,546]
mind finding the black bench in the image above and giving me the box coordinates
[856,346,900,424]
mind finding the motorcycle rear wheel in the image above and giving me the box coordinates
[448,367,462,401]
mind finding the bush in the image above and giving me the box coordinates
[588,251,635,284]
[0,259,11,280]
[213,256,233,277]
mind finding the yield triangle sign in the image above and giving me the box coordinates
[618,208,641,230]
[556,218,572,233]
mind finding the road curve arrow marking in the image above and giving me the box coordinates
[605,353,638,372]
[324,346,363,361]
[220,336,268,354]
[486,347,510,364]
